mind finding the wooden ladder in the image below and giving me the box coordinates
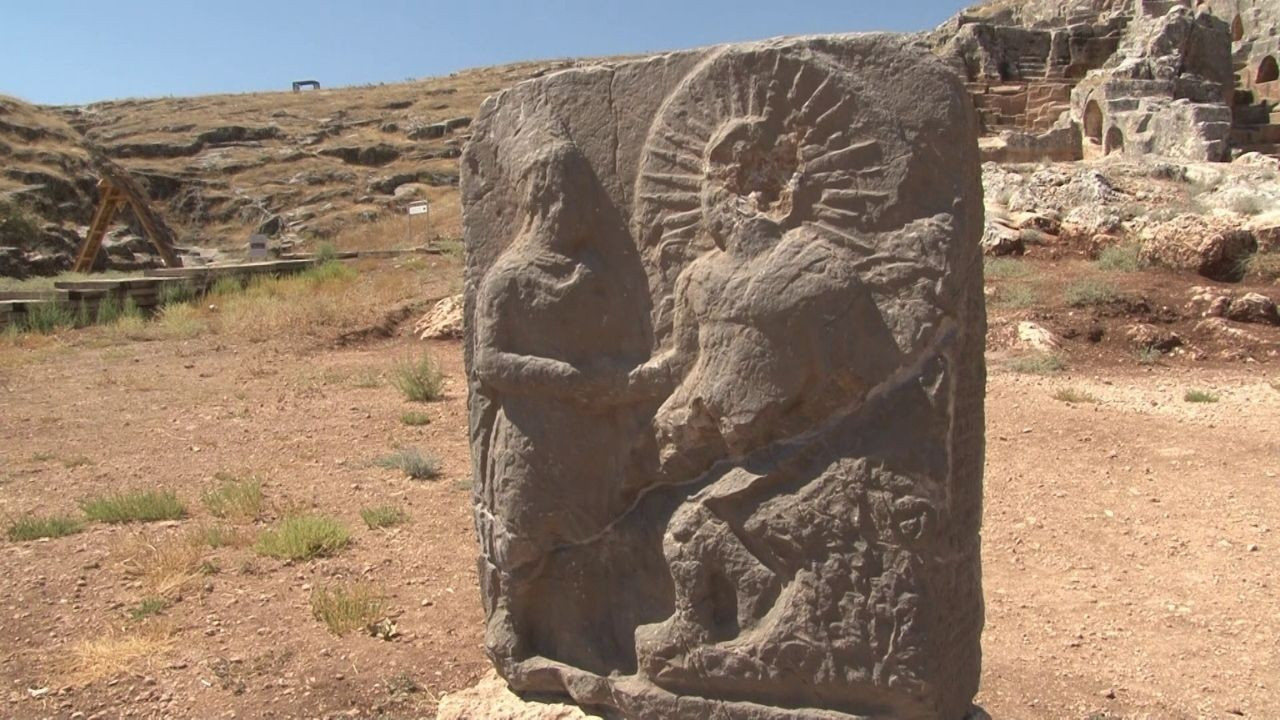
[72,154,183,273]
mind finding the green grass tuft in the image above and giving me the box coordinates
[361,505,409,530]
[375,447,441,480]
[129,596,171,621]
[211,275,245,297]
[399,411,432,427]
[201,475,264,522]
[80,490,187,524]
[6,514,84,542]
[315,241,339,263]
[158,281,197,307]
[1063,277,1120,307]
[1184,389,1219,404]
[254,515,351,560]
[984,257,1032,280]
[1009,353,1067,375]
[22,302,75,334]
[991,284,1040,309]
[1095,243,1143,272]
[303,260,355,285]
[392,353,445,402]
[310,582,386,637]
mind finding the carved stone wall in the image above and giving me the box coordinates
[462,34,986,720]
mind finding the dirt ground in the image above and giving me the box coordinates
[1,265,1278,719]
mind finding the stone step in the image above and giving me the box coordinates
[1232,124,1280,145]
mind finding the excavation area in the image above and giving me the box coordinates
[0,251,1275,719]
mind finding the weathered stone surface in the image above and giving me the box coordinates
[462,34,986,720]
[438,671,602,720]
[416,294,464,340]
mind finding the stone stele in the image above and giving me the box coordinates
[461,33,986,720]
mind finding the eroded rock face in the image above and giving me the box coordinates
[462,34,986,720]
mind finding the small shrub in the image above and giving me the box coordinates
[129,596,171,621]
[62,455,93,469]
[316,241,339,262]
[0,198,39,246]
[6,514,83,542]
[201,475,264,522]
[1009,353,1067,375]
[375,447,441,480]
[400,411,432,427]
[254,515,351,560]
[1053,388,1099,404]
[984,257,1032,280]
[391,353,445,402]
[81,490,187,524]
[1063,277,1119,307]
[1184,389,1219,403]
[1242,251,1280,281]
[22,302,75,334]
[1137,347,1163,366]
[1095,243,1142,272]
[310,583,386,637]
[361,505,409,529]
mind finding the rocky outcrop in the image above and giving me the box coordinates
[1138,213,1257,280]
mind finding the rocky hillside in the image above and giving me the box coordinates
[0,58,593,277]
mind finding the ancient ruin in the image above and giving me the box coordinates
[936,0,1280,163]
[462,34,986,719]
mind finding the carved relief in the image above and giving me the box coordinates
[462,35,986,720]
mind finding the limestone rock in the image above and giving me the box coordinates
[1126,323,1182,353]
[437,672,602,720]
[1019,321,1064,352]
[1226,292,1280,326]
[415,294,463,340]
[1139,214,1257,281]
[462,34,985,720]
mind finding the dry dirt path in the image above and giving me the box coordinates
[0,334,1276,719]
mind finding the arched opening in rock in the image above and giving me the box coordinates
[1232,16,1245,43]
[1084,100,1104,143]
[1257,56,1279,84]
[1105,127,1125,155]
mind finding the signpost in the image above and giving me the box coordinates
[407,201,431,247]
[248,234,269,260]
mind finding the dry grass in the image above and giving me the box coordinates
[1053,388,1099,404]
[66,625,174,684]
[310,582,388,637]
[213,262,416,343]
[114,533,209,598]
[375,447,441,480]
[1185,389,1220,404]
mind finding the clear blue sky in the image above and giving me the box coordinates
[4,0,972,106]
